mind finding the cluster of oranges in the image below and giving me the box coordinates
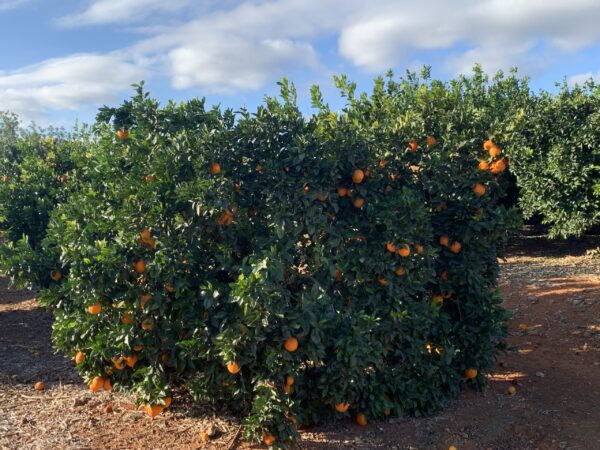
[479,140,508,175]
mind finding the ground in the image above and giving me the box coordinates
[1,234,599,450]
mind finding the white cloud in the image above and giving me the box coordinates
[57,0,191,27]
[0,53,145,121]
[0,0,30,11]
[568,71,600,86]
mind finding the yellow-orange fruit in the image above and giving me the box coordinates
[75,351,86,365]
[284,337,299,352]
[386,241,396,253]
[450,241,462,254]
[488,145,502,158]
[483,139,494,150]
[490,159,507,174]
[397,244,410,257]
[209,162,221,175]
[408,140,418,152]
[50,270,62,281]
[356,412,368,426]
[112,356,126,370]
[426,135,436,147]
[124,354,138,368]
[335,403,350,413]
[473,182,486,197]
[353,197,365,208]
[89,376,104,392]
[34,381,45,391]
[262,431,276,446]
[146,404,164,418]
[337,187,348,197]
[87,302,102,315]
[432,294,444,305]
[478,160,490,171]
[465,368,478,379]
[439,236,449,247]
[395,266,406,276]
[226,361,240,374]
[352,169,365,184]
[116,129,129,140]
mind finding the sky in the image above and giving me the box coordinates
[2,0,600,127]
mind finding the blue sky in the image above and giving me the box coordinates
[2,0,600,127]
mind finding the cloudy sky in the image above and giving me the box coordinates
[1,0,600,126]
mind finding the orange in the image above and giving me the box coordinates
[450,241,462,254]
[414,244,424,254]
[140,293,152,309]
[395,266,406,276]
[337,187,348,197]
[146,404,164,418]
[89,376,104,392]
[507,386,517,395]
[163,396,172,407]
[132,344,143,351]
[116,129,129,140]
[377,275,388,286]
[255,164,263,173]
[140,229,151,241]
[386,241,396,253]
[262,431,276,446]
[283,384,293,395]
[75,351,86,364]
[488,145,502,158]
[478,160,490,171]
[134,259,146,273]
[34,381,45,391]
[112,356,125,370]
[352,169,365,184]
[58,175,68,184]
[141,318,155,331]
[165,283,174,293]
[285,375,294,386]
[518,323,527,332]
[335,403,349,413]
[426,135,436,147]
[465,368,478,379]
[145,174,155,183]
[483,139,494,150]
[449,446,458,450]
[378,159,388,168]
[334,269,344,281]
[439,236,449,247]
[284,337,299,352]
[87,302,102,315]
[103,378,113,392]
[316,191,328,201]
[226,361,240,374]
[200,431,210,442]
[50,270,62,282]
[397,244,410,257]
[353,197,365,208]
[121,311,134,325]
[432,294,444,305]
[209,162,221,175]
[473,182,486,197]
[490,159,507,174]
[124,354,138,368]
[408,140,418,152]
[356,412,367,426]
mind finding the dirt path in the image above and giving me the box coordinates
[1,235,599,450]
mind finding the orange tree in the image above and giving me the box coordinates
[25,77,517,448]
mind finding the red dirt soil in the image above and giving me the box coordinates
[1,235,598,449]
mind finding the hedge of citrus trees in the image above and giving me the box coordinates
[0,78,519,447]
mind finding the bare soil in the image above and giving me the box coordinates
[1,234,599,450]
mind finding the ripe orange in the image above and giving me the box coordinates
[145,174,155,183]
[103,378,113,392]
[353,197,365,208]
[163,396,172,407]
[134,259,146,273]
[283,384,293,394]
[395,266,406,276]
[352,169,365,184]
[140,229,151,241]
[226,361,240,374]
[87,302,102,315]
[490,159,507,174]
[483,139,494,150]
[356,412,367,426]
[255,164,263,173]
[112,357,126,370]
[200,431,210,442]
[426,135,436,147]
[450,241,462,254]
[432,294,444,305]
[439,236,449,247]
[414,244,424,254]
[146,404,164,418]
[337,187,348,197]
[50,270,62,282]
[34,381,45,391]
[285,375,294,386]
[465,368,478,379]
[449,446,458,450]
[335,403,349,413]
[334,269,344,281]
[473,182,486,197]
[488,145,502,158]
[377,275,388,286]
[165,283,174,293]
[58,175,68,184]
[262,431,276,446]
[209,162,221,175]
[386,241,396,253]
[124,354,138,368]
[379,159,388,168]
[89,376,104,392]
[140,293,152,309]
[121,311,134,325]
[408,140,418,152]
[478,160,490,171]
[141,318,155,331]
[397,244,410,257]
[75,351,86,364]
[116,129,129,140]
[284,337,299,352]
